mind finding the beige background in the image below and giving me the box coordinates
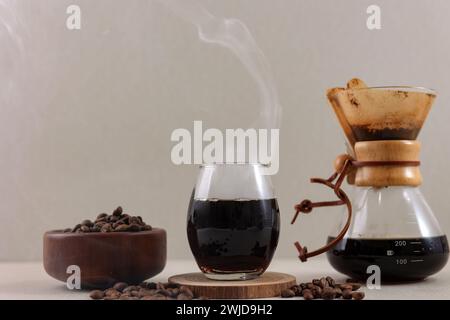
[1,0,450,261]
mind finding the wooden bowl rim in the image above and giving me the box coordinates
[44,227,166,239]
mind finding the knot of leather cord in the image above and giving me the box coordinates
[294,200,313,214]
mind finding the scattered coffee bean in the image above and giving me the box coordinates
[352,291,365,300]
[89,281,206,300]
[326,276,335,287]
[89,290,105,300]
[123,285,140,293]
[334,287,342,298]
[322,287,336,300]
[339,284,353,291]
[342,289,353,299]
[113,282,128,292]
[302,289,314,300]
[281,289,295,298]
[281,276,365,300]
[319,277,329,289]
[313,285,322,298]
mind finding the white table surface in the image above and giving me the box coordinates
[1,258,449,300]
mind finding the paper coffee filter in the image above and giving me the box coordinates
[326,78,436,146]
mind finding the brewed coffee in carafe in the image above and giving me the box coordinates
[293,78,448,282]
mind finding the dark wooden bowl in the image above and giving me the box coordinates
[43,228,166,289]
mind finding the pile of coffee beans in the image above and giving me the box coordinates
[281,277,365,300]
[89,281,206,300]
[64,206,152,233]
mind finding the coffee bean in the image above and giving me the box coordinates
[302,289,314,300]
[72,224,81,232]
[113,282,128,292]
[157,282,166,290]
[306,282,315,290]
[342,289,353,299]
[322,287,336,300]
[319,277,329,288]
[81,219,93,227]
[290,285,301,296]
[128,223,141,232]
[101,223,112,233]
[113,206,123,216]
[89,290,105,300]
[339,284,353,291]
[326,276,336,287]
[299,283,307,290]
[281,289,295,298]
[104,288,120,296]
[138,289,156,297]
[143,225,152,231]
[334,287,342,298]
[312,279,321,287]
[165,282,179,289]
[313,285,322,298]
[129,217,140,225]
[114,224,130,232]
[80,225,90,232]
[130,290,140,297]
[352,291,365,300]
[146,282,157,290]
[118,217,130,225]
[95,221,106,227]
[171,288,180,297]
[123,285,140,293]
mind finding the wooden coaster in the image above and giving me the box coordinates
[169,272,296,299]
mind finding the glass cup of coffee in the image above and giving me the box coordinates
[187,163,280,280]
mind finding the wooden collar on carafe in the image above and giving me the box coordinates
[344,140,422,187]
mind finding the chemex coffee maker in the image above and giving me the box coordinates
[292,78,449,282]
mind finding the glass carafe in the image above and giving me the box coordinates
[187,163,280,280]
[327,186,449,281]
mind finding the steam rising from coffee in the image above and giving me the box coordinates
[156,0,282,130]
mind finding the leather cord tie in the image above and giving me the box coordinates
[291,157,420,262]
